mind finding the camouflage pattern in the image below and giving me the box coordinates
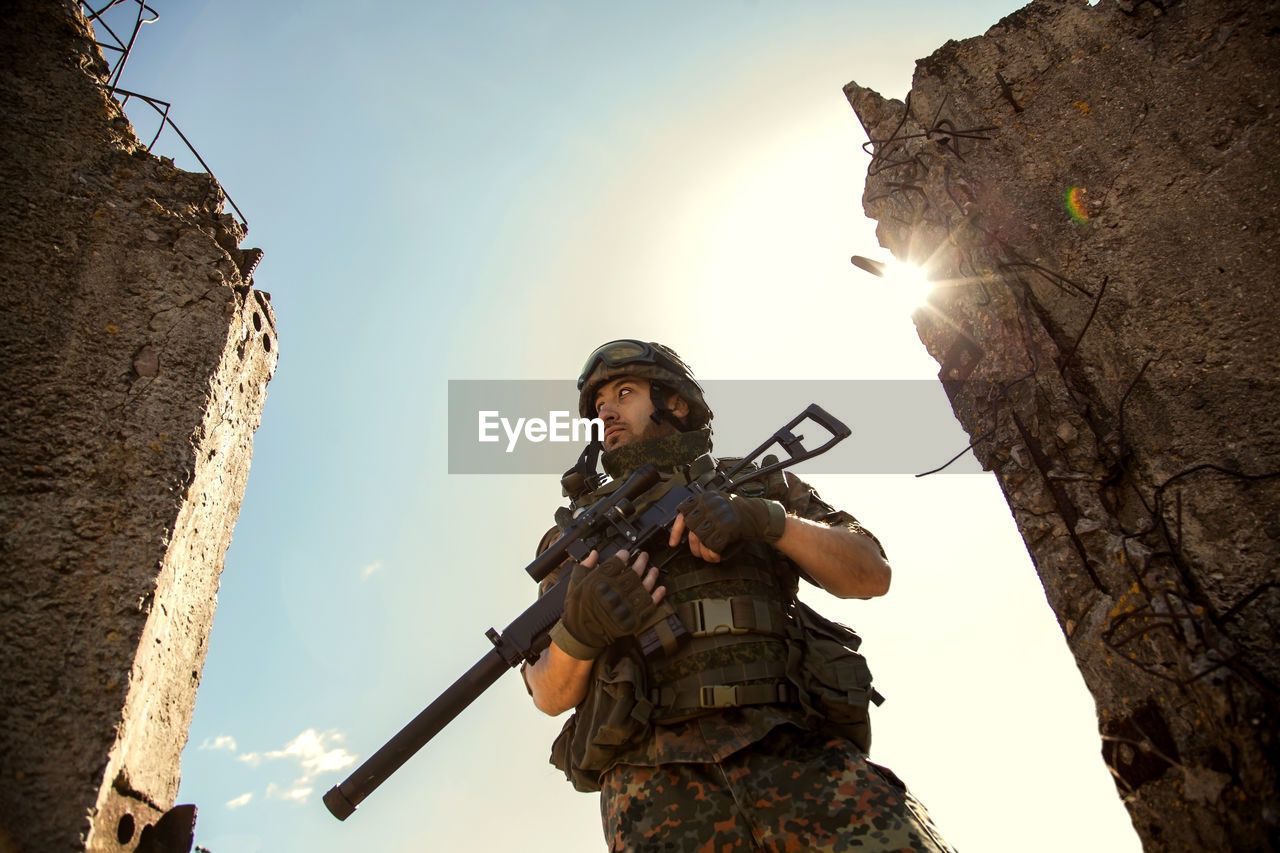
[600,428,715,480]
[599,727,957,853]
[578,340,712,428]
[536,426,953,851]
[539,432,891,772]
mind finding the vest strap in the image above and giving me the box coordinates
[637,612,687,658]
[677,597,790,638]
[649,659,794,720]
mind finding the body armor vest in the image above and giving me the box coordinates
[642,515,799,722]
[546,430,879,792]
[570,432,802,722]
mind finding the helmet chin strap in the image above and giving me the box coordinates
[560,437,606,505]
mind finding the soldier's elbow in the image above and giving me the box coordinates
[832,560,891,599]
[531,679,586,716]
[870,562,891,597]
[533,692,571,716]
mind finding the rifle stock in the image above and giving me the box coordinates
[323,404,848,821]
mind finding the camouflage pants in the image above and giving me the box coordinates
[598,727,956,853]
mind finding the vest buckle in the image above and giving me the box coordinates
[699,685,739,708]
[692,598,744,636]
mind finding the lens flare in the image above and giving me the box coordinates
[1065,185,1090,223]
[851,255,934,313]
[882,261,934,312]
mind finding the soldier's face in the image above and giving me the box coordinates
[594,377,678,450]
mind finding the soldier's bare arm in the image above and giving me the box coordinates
[671,512,891,599]
[525,642,594,715]
[772,516,891,599]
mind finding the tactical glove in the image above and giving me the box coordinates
[676,491,787,554]
[550,553,659,660]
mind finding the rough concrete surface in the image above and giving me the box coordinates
[0,2,277,850]
[847,0,1277,849]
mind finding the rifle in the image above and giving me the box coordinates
[323,403,850,821]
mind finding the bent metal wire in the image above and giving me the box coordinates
[79,0,249,233]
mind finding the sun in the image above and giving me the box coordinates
[851,255,934,314]
[882,260,934,311]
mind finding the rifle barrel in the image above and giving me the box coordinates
[323,648,509,820]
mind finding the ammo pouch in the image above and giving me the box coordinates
[550,648,653,793]
[786,600,883,753]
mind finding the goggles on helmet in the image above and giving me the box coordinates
[576,339,696,392]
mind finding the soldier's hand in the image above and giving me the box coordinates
[671,491,787,558]
[668,512,724,563]
[550,550,665,660]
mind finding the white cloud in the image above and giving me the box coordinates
[263,729,358,784]
[360,560,382,579]
[266,782,314,804]
[200,735,238,752]
[215,728,356,806]
[226,792,253,810]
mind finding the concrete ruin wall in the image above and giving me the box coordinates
[846,0,1277,849]
[0,3,277,851]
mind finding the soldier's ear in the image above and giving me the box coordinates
[668,394,690,420]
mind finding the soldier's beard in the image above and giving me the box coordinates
[608,416,675,450]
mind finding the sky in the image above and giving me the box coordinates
[90,1,1141,851]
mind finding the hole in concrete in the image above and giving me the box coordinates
[262,333,272,353]
[117,813,135,844]
[252,311,262,332]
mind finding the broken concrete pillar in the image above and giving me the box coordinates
[846,0,1277,849]
[0,2,277,850]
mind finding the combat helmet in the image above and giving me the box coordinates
[577,339,712,430]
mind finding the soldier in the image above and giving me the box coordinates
[523,340,955,852]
